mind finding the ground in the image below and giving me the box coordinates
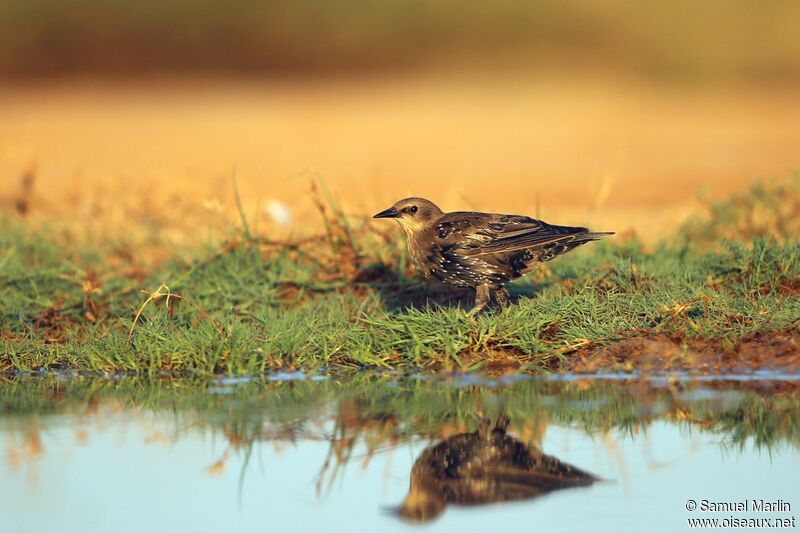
[1,177,798,375]
[0,75,799,376]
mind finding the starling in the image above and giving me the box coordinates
[396,416,597,522]
[373,197,613,314]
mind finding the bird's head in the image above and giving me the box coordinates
[373,197,443,236]
[394,487,446,523]
[391,468,447,523]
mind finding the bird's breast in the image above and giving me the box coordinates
[406,237,431,277]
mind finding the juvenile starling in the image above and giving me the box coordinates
[374,197,613,314]
[396,416,597,522]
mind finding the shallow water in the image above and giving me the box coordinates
[1,374,798,532]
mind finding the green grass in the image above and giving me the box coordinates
[1,180,799,375]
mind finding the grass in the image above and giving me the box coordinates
[1,180,799,376]
[681,176,800,244]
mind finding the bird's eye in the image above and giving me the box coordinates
[409,206,418,214]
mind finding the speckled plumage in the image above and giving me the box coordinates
[374,197,613,314]
[397,416,597,522]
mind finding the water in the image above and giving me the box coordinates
[0,375,798,532]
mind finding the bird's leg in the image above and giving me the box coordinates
[468,285,491,316]
[494,413,510,433]
[477,416,492,440]
[495,288,510,310]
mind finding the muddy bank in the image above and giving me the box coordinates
[565,330,800,375]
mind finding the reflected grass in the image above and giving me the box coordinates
[1,375,798,455]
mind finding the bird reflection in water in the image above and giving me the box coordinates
[396,415,597,522]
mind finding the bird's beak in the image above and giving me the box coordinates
[373,207,400,219]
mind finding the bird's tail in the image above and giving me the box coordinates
[575,231,614,242]
[535,230,614,263]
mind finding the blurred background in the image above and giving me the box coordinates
[1,0,799,254]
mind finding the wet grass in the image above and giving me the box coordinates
[1,180,799,375]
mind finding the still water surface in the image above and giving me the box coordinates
[1,374,797,532]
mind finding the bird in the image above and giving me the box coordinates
[373,197,613,314]
[395,415,597,522]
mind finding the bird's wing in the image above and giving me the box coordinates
[434,212,588,257]
[451,455,597,504]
